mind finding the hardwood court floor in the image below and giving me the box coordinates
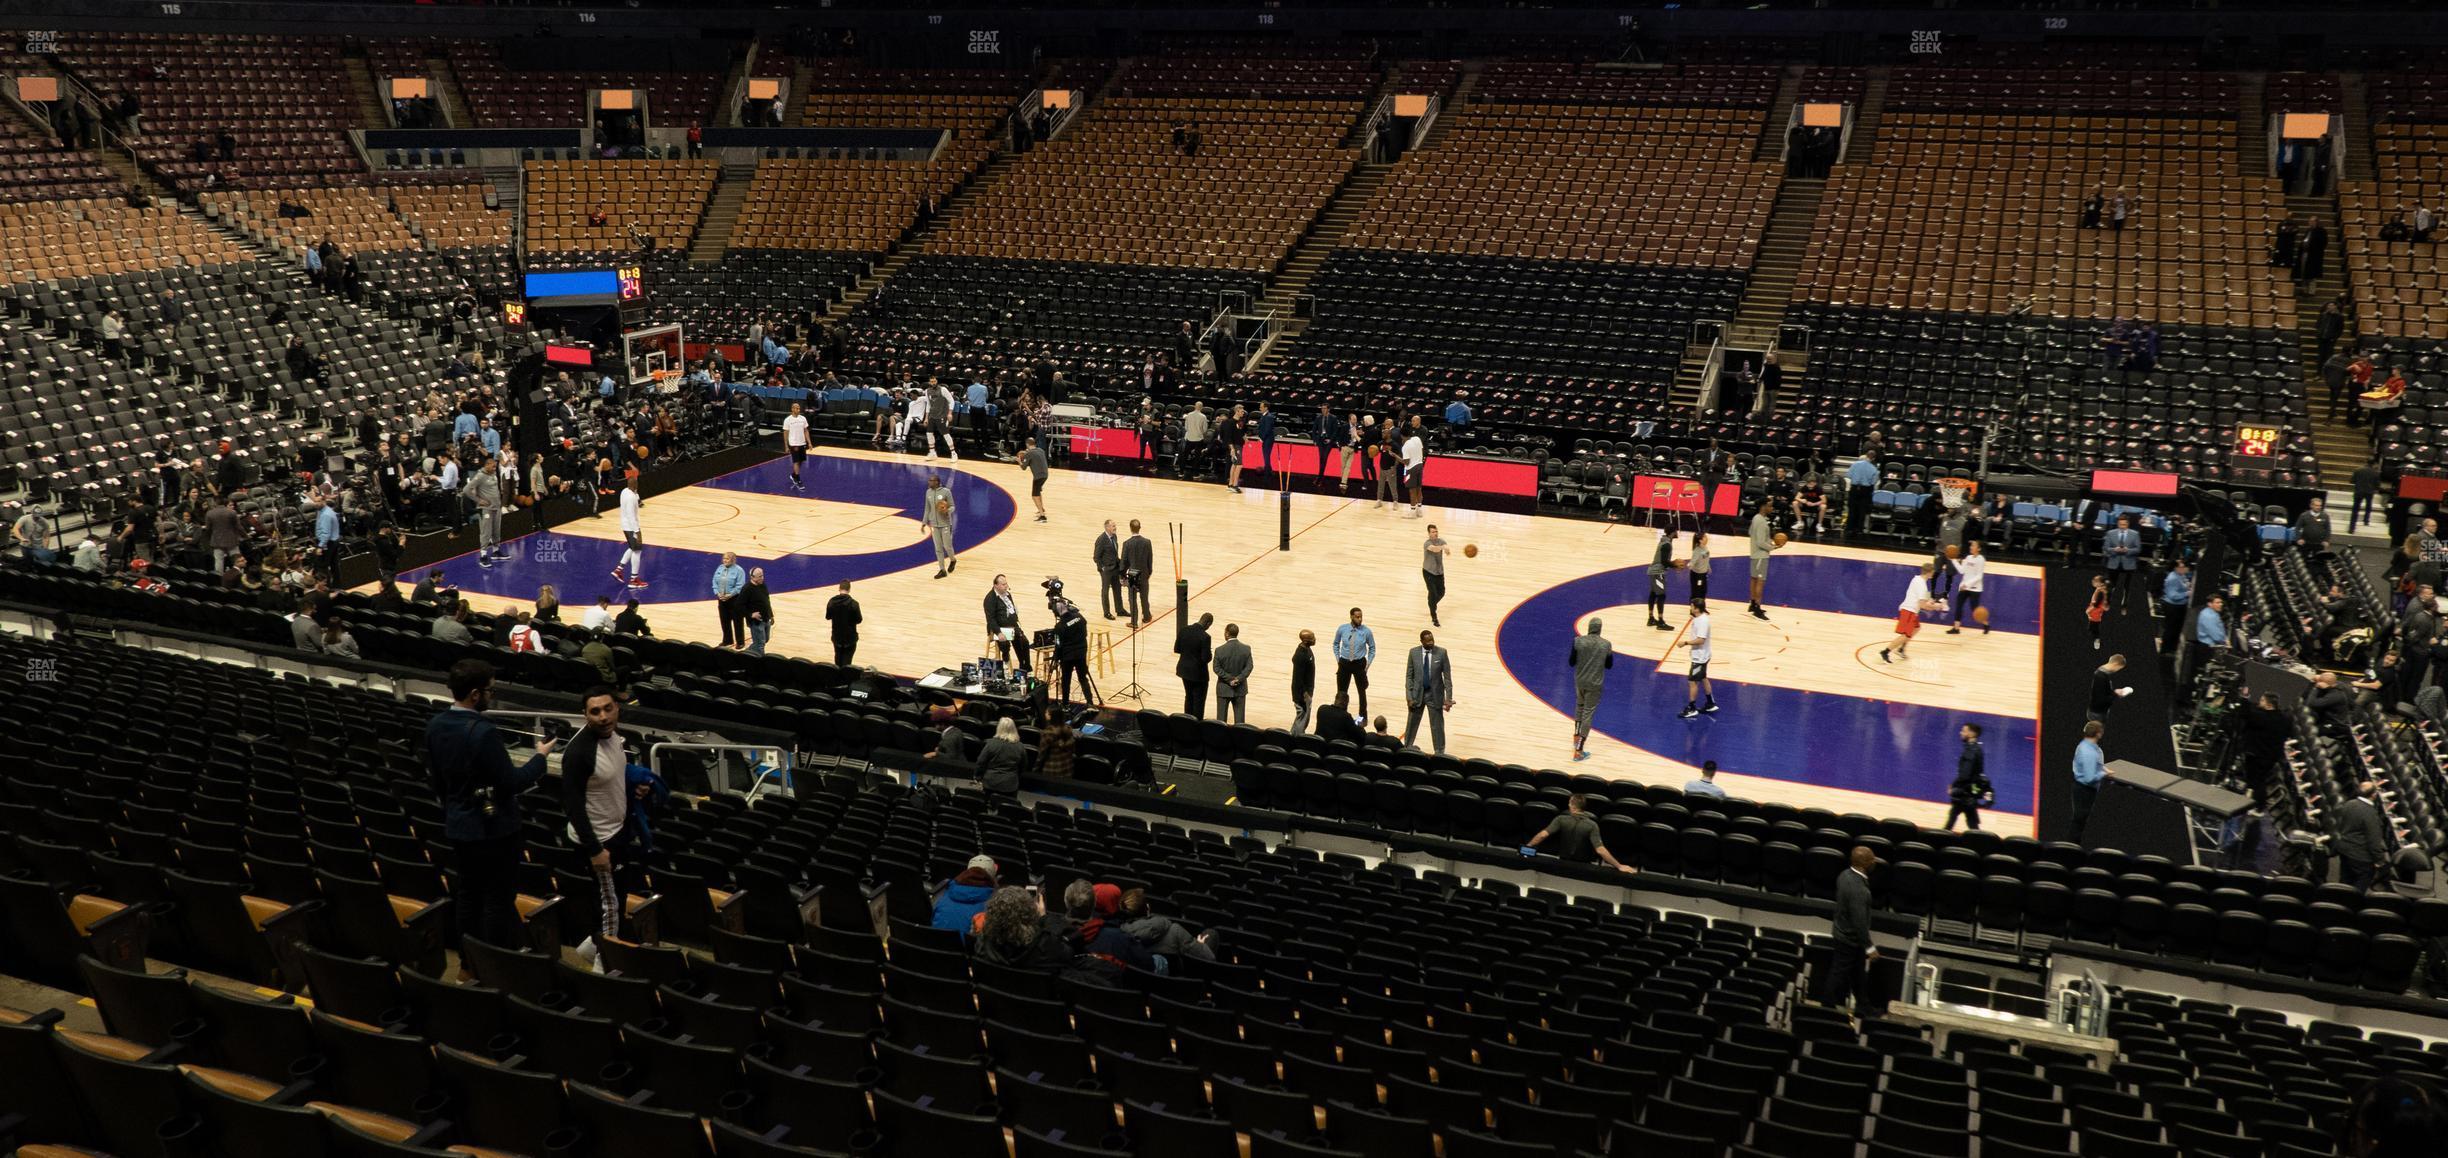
[428,447,2046,833]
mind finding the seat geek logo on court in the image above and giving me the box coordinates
[969,30,1001,55]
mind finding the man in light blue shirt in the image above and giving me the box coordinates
[1332,606,1377,719]
[1684,759,1728,799]
[2070,719,2105,842]
[2193,592,2227,648]
[437,453,460,492]
[303,246,323,280]
[1844,455,1880,538]
[314,499,343,582]
[453,409,479,443]
[599,374,618,400]
[965,380,988,410]
[712,551,748,649]
[478,417,501,459]
[2158,559,2192,654]
[1443,395,1472,437]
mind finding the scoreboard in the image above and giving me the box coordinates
[2232,421,2282,460]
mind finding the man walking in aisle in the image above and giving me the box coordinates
[1678,598,1717,719]
[1821,847,1878,1016]
[1176,611,1214,718]
[2070,719,2106,842]
[2101,513,2143,611]
[1569,617,1612,761]
[1402,628,1454,754]
[1333,606,1376,719]
[2158,559,2192,653]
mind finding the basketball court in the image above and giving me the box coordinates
[417,447,2047,833]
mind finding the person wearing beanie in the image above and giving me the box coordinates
[933,854,1000,936]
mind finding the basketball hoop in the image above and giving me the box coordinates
[1936,476,1979,512]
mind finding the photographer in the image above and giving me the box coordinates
[1050,587,1093,705]
[424,660,558,956]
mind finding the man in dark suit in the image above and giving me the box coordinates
[1175,611,1214,718]
[1290,628,1316,733]
[2333,781,2397,890]
[825,580,861,666]
[1310,403,1339,484]
[1173,321,1198,372]
[983,573,1029,671]
[1401,629,1455,755]
[1823,846,1878,1015]
[1093,519,1124,621]
[1211,622,1252,724]
[1121,519,1155,626]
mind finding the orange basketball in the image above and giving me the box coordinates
[1974,606,1991,626]
[1944,544,1962,559]
[1771,532,1789,548]
[1463,544,1478,558]
[936,498,953,517]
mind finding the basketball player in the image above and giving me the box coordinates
[1948,540,1989,634]
[613,474,646,588]
[1677,598,1717,718]
[1647,526,1677,630]
[1422,524,1449,627]
[924,474,956,578]
[1746,500,1779,621]
[782,402,810,489]
[1880,562,1946,663]
[1688,531,1712,604]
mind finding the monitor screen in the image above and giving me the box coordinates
[524,269,619,299]
[2090,469,2180,498]
[389,77,429,100]
[544,344,596,367]
[746,79,781,101]
[17,76,59,103]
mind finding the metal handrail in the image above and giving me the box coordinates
[1695,337,1726,414]
[1408,93,1442,151]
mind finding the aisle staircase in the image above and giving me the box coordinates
[1844,68,1890,162]
[1754,67,1802,163]
[1670,177,1825,410]
[341,52,391,131]
[428,49,474,129]
[1411,64,1480,152]
[2285,190,2358,485]
[822,150,1023,322]
[6,59,172,203]
[2340,73,2375,183]
[687,163,753,265]
[1241,162,1392,367]
[2234,72,2267,174]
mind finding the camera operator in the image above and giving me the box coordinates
[424,659,558,955]
[1049,585,1094,706]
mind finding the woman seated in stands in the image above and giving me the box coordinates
[971,886,1069,971]
[2360,367,2409,412]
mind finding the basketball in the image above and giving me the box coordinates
[936,498,953,517]
[1772,532,1788,548]
[1974,606,1991,626]
[1463,544,1478,558]
[1670,558,1689,570]
[1944,544,1961,559]
[596,457,612,473]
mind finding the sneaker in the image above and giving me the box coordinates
[1945,627,1961,635]
[627,578,648,589]
[1879,648,1892,663]
[1701,701,1720,714]
[2092,639,2101,650]
[1654,620,1673,631]
[1572,750,1589,762]
[1750,608,1769,620]
[948,558,957,573]
[1035,515,1048,523]
[610,567,626,582]
[478,557,493,569]
[934,568,946,579]
[575,936,601,971]
[1678,704,1700,719]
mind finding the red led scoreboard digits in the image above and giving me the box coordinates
[2233,421,2280,459]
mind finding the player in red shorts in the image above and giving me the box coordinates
[1881,561,1947,664]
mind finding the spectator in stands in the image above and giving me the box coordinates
[1036,715,1076,780]
[2189,592,2229,681]
[1365,715,1399,752]
[1120,888,1215,969]
[2304,670,2355,738]
[312,496,343,581]
[1064,881,1156,979]
[2080,185,2103,229]
[321,621,360,660]
[1315,691,1363,744]
[976,717,1027,795]
[2295,496,2333,553]
[2070,720,2106,842]
[2334,781,2398,891]
[115,494,155,565]
[427,660,558,956]
[2354,649,2409,711]
[2107,186,2131,231]
[1822,846,1878,1015]
[71,532,103,573]
[1523,792,1636,871]
[288,598,324,653]
[1684,760,1727,799]
[973,886,1068,971]
[433,601,473,644]
[411,567,446,605]
[12,506,55,565]
[933,855,1000,938]
[96,308,126,355]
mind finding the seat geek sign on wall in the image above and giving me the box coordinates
[969,30,1001,55]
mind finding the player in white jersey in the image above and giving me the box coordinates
[1947,540,1989,634]
[613,477,646,588]
[1677,598,1717,718]
[1880,562,1946,663]
[782,403,811,490]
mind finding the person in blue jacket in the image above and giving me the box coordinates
[933,854,1001,937]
